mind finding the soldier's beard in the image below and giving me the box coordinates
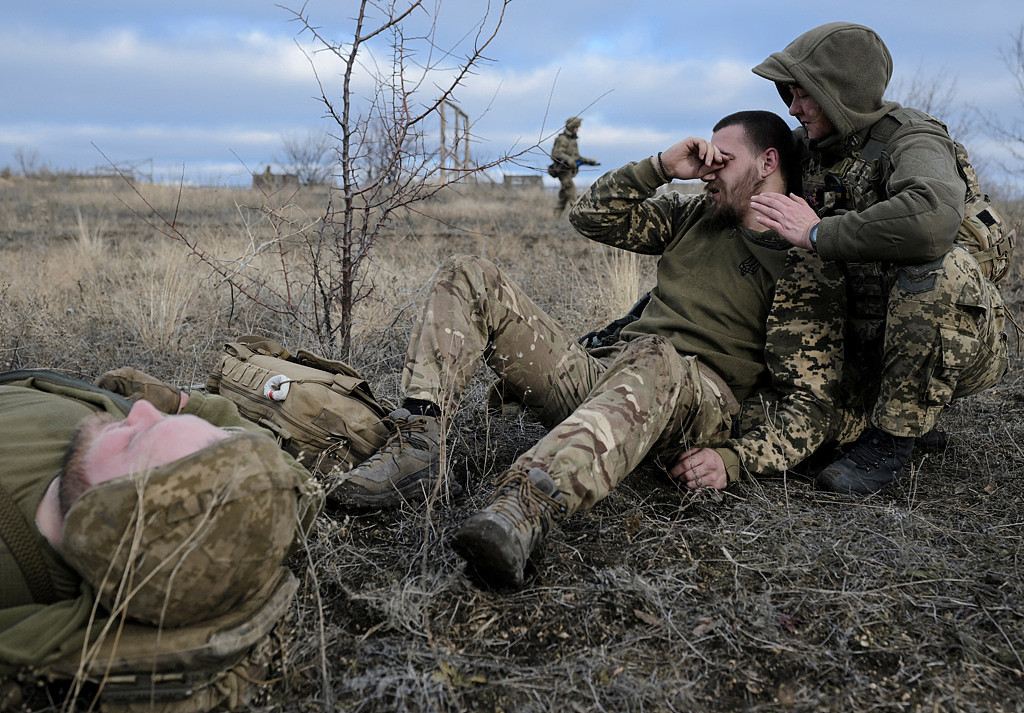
[703,167,764,233]
[703,200,742,233]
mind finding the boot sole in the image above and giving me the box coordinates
[450,518,524,589]
[814,464,899,495]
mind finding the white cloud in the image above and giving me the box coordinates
[3,3,1023,187]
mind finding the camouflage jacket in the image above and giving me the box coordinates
[569,158,845,479]
[0,372,317,672]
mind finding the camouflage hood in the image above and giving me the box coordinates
[61,431,304,628]
[751,22,900,143]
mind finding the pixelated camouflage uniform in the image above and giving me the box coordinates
[753,22,1009,442]
[551,117,598,214]
[403,157,844,515]
[0,372,319,672]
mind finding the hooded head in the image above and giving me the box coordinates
[752,22,898,140]
[61,431,304,627]
[565,116,582,133]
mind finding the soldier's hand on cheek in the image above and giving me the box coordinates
[749,193,820,249]
[667,447,729,491]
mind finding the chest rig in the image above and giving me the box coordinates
[802,116,907,342]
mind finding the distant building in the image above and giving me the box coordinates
[503,174,543,189]
[254,167,300,191]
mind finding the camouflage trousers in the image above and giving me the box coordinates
[835,246,1009,440]
[402,254,734,514]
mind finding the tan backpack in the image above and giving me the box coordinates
[206,336,390,475]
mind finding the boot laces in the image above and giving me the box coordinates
[487,467,566,524]
[846,429,900,470]
[367,413,432,462]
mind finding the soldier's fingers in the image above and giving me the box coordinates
[686,471,704,491]
[751,192,788,206]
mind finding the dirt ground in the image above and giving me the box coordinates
[2,177,1023,712]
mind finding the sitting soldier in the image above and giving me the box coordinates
[331,110,846,588]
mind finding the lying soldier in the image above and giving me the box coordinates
[0,368,322,704]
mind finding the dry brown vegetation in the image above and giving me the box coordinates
[2,175,1023,712]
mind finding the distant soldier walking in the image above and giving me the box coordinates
[549,117,599,215]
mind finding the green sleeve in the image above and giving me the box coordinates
[712,447,742,485]
[816,120,964,264]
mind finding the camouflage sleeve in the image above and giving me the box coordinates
[722,250,845,476]
[569,158,705,254]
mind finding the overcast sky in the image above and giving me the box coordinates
[3,1,1022,188]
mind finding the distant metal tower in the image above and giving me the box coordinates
[438,100,471,182]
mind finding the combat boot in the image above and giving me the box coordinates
[815,427,916,495]
[329,408,449,509]
[916,425,949,453]
[451,466,567,589]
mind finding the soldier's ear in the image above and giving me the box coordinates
[760,148,780,179]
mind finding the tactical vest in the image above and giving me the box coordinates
[803,107,1015,283]
[802,108,1015,344]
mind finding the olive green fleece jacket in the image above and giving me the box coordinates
[752,21,965,264]
[569,158,846,482]
[0,372,318,673]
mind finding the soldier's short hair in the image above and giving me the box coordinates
[713,110,800,193]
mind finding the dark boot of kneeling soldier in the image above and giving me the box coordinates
[815,426,916,495]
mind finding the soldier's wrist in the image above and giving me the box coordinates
[654,152,670,183]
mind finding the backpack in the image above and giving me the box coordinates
[805,107,1015,282]
[547,159,573,178]
[206,336,390,474]
[949,140,1015,282]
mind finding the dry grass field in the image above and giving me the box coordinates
[2,174,1023,712]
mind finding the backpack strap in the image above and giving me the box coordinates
[0,482,60,605]
[855,107,967,201]
[856,111,905,163]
